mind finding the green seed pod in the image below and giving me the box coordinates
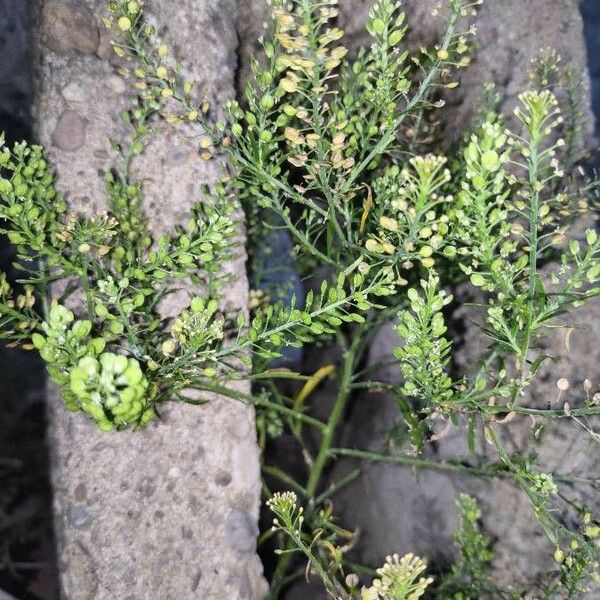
[95,303,109,318]
[109,320,125,335]
[389,29,403,46]
[260,94,275,110]
[31,333,46,349]
[72,320,92,339]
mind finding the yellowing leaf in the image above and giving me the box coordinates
[360,184,373,233]
[293,364,335,409]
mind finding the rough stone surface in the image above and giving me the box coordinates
[41,1,99,56]
[445,276,600,590]
[333,292,600,590]
[34,1,267,598]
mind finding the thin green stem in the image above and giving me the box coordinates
[81,258,94,321]
[306,326,364,498]
[263,465,308,498]
[330,448,504,478]
[189,379,327,431]
[314,468,361,506]
[330,448,600,486]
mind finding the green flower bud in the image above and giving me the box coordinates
[190,297,205,313]
[586,229,598,246]
[260,130,273,143]
[231,123,243,137]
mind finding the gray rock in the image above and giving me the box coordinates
[227,509,260,555]
[41,1,99,56]
[34,1,267,598]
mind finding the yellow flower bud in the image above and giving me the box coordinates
[280,77,298,93]
[365,239,384,253]
[379,216,398,232]
[118,16,132,31]
[284,127,303,145]
[161,339,177,356]
[554,548,564,563]
[331,46,348,60]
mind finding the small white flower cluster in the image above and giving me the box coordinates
[362,553,433,600]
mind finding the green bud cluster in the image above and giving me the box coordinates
[453,118,516,295]
[32,304,105,407]
[367,156,453,269]
[69,352,153,431]
[394,273,455,410]
[0,138,67,258]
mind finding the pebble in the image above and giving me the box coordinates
[108,75,127,95]
[52,109,86,152]
[68,504,91,529]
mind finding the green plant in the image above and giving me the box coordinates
[435,494,497,599]
[1,0,600,597]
